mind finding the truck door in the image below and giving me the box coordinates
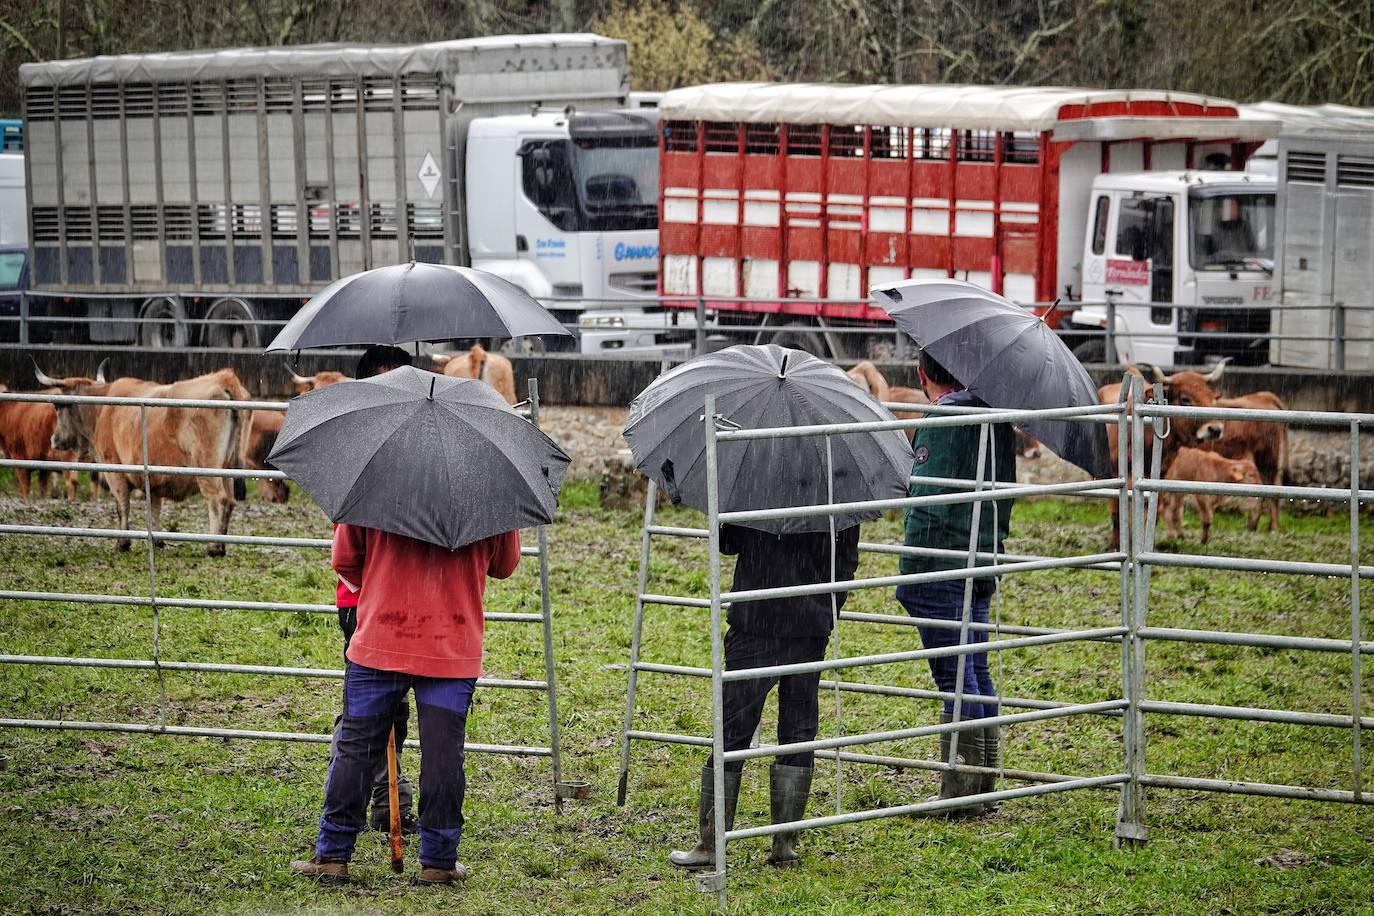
[1111,193,1177,366]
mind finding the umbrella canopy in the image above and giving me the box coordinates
[265,262,572,351]
[268,366,570,549]
[624,344,913,534]
[871,278,1111,477]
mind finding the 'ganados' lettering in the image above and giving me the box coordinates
[614,243,658,261]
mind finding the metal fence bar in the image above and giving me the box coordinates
[0,589,543,622]
[1139,402,1374,428]
[703,393,729,903]
[1139,552,1374,580]
[0,655,547,690]
[617,478,659,806]
[0,719,550,757]
[1140,625,1374,655]
[0,391,287,411]
[1139,774,1373,806]
[1138,699,1374,730]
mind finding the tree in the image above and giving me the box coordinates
[590,0,769,91]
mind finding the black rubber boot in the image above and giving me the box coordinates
[369,768,418,835]
[935,711,986,817]
[979,724,1001,811]
[767,763,813,867]
[668,766,741,869]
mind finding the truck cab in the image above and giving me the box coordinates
[1071,170,1275,367]
[465,109,662,353]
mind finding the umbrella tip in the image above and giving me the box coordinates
[778,351,789,379]
[428,375,436,400]
[1038,298,1062,324]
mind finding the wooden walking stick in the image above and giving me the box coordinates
[387,725,403,873]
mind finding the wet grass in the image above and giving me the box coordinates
[0,472,1371,914]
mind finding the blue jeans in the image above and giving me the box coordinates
[896,579,998,719]
[316,662,476,870]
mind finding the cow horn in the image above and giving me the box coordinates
[94,358,110,383]
[430,353,451,366]
[288,370,312,385]
[1202,356,1232,384]
[1148,364,1169,384]
[31,356,62,388]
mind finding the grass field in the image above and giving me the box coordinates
[0,472,1370,915]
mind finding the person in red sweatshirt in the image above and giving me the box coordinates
[292,524,521,885]
[332,346,419,833]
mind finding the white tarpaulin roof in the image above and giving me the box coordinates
[660,82,1259,134]
[1240,101,1374,136]
[21,33,625,86]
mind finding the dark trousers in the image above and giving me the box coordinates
[316,662,475,870]
[896,579,998,719]
[338,605,411,787]
[707,629,829,772]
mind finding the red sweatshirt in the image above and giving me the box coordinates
[333,524,358,609]
[332,524,521,678]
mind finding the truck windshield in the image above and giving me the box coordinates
[1189,191,1274,271]
[0,251,24,290]
[571,138,659,231]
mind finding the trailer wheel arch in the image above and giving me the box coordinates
[202,297,260,349]
[137,296,188,348]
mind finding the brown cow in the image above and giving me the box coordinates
[5,362,108,500]
[846,361,890,404]
[48,368,254,556]
[1099,360,1229,549]
[1161,447,1263,544]
[289,370,350,394]
[246,409,289,503]
[432,344,517,405]
[1207,391,1288,533]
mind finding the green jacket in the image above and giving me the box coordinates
[900,391,1017,575]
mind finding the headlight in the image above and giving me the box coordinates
[578,314,626,329]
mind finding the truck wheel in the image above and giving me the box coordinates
[138,297,187,348]
[203,297,260,349]
[1071,338,1106,364]
[768,325,828,358]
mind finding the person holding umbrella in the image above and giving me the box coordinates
[894,348,1015,813]
[871,278,1112,814]
[623,344,912,870]
[276,366,571,885]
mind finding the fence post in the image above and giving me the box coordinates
[1115,376,1149,847]
[617,478,659,806]
[18,291,28,346]
[1334,303,1346,371]
[1104,293,1118,369]
[698,392,728,907]
[527,377,567,813]
[1348,421,1362,802]
[695,297,707,356]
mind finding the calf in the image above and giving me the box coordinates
[1208,391,1287,533]
[246,409,289,503]
[432,344,517,405]
[48,368,254,556]
[1099,360,1229,549]
[1161,447,1262,544]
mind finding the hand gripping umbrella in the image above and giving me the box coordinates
[265,262,572,352]
[624,344,913,534]
[871,279,1111,478]
[268,366,570,549]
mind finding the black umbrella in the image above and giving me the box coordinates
[624,344,913,534]
[872,278,1111,477]
[265,262,572,351]
[267,366,570,549]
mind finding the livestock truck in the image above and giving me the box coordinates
[18,33,660,348]
[595,82,1282,364]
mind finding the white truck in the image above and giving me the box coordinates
[18,34,659,349]
[1067,169,1276,367]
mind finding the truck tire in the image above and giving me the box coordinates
[138,296,188,348]
[203,297,260,349]
[1071,338,1106,364]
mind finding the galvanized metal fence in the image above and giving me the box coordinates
[0,378,583,809]
[616,379,1371,908]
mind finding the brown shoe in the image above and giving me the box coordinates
[290,855,349,885]
[415,863,469,885]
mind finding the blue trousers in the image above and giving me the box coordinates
[316,662,476,870]
[896,579,999,719]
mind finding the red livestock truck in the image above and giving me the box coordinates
[592,82,1277,360]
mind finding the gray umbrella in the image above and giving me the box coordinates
[265,262,572,351]
[624,344,913,534]
[872,278,1111,477]
[267,366,570,549]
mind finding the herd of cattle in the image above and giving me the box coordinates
[0,346,1288,553]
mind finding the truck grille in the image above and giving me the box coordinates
[609,271,657,294]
